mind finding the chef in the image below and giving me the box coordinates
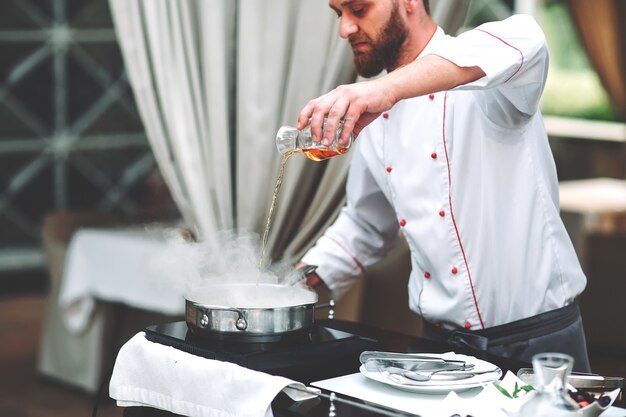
[297,0,591,372]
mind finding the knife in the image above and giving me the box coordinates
[360,351,468,366]
[363,358,474,373]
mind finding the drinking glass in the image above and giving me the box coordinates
[516,352,579,417]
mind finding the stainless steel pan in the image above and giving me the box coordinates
[185,282,319,342]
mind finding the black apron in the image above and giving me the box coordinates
[422,303,591,373]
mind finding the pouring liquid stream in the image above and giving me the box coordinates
[258,147,344,278]
[259,152,292,274]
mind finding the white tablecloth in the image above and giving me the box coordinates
[58,226,186,333]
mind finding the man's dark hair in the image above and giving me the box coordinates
[423,0,430,14]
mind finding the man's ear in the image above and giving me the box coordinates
[403,0,419,14]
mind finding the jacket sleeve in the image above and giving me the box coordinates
[430,14,549,124]
[301,144,400,300]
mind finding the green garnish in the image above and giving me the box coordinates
[494,382,535,398]
[494,383,513,398]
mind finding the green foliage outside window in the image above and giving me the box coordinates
[539,2,616,121]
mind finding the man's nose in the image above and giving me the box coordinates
[339,15,358,39]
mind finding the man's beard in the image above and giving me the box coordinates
[350,3,408,78]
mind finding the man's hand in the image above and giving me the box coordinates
[297,77,396,147]
[295,262,326,290]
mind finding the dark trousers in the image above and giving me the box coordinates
[422,303,591,373]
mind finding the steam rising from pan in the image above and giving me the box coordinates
[187,283,318,308]
[149,228,316,306]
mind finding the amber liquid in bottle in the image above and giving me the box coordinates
[276,120,352,161]
[301,147,348,161]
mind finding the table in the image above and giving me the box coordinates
[59,226,185,333]
[119,319,625,417]
[559,178,626,263]
[558,178,626,351]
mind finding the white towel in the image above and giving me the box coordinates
[109,332,318,417]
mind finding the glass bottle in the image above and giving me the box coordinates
[515,353,579,417]
[276,119,353,161]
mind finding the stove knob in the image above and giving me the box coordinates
[200,313,209,327]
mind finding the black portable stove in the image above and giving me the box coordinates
[144,321,377,384]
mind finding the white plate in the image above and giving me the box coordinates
[360,352,502,394]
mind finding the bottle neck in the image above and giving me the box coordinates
[276,126,300,155]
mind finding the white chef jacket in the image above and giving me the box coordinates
[302,15,587,330]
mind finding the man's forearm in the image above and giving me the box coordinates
[382,54,486,104]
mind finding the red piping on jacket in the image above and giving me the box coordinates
[326,235,367,275]
[441,93,485,329]
[476,29,524,83]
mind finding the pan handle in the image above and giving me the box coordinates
[200,308,248,331]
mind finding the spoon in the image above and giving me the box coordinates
[284,265,318,286]
[387,367,501,384]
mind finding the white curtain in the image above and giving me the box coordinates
[234,1,356,261]
[109,0,470,263]
[109,0,354,263]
